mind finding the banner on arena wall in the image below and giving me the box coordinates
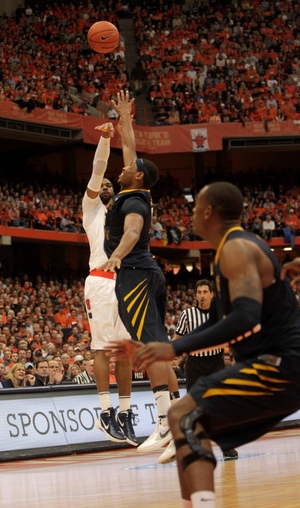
[2,101,300,153]
[0,384,299,460]
[82,117,300,153]
[0,386,186,454]
[0,101,83,128]
[190,128,209,151]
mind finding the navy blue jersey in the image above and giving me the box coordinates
[214,227,300,360]
[104,189,155,269]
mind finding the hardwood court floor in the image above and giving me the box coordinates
[1,428,300,508]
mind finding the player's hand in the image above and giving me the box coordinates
[111,90,134,117]
[98,254,122,272]
[95,122,114,139]
[281,257,300,285]
[132,342,177,371]
[105,340,142,363]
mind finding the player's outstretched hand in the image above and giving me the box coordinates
[111,90,134,117]
[281,257,300,285]
[98,254,122,272]
[94,122,114,138]
[105,340,142,363]
[132,342,176,371]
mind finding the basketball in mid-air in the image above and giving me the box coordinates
[87,21,119,53]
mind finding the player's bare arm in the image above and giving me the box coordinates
[86,122,114,200]
[220,239,264,304]
[132,342,176,371]
[100,213,144,271]
[111,90,136,166]
[106,339,176,373]
[105,340,142,362]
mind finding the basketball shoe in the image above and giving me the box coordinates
[223,448,238,460]
[117,409,138,447]
[158,439,176,464]
[137,415,172,453]
[95,407,127,443]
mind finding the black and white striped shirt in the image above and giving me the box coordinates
[73,371,95,385]
[175,306,222,357]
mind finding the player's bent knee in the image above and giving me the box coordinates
[175,406,216,470]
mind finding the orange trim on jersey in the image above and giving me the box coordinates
[89,270,116,280]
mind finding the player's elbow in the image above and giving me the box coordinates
[231,296,262,338]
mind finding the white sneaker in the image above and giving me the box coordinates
[137,416,172,453]
[158,439,176,464]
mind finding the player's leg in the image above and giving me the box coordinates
[116,267,183,454]
[113,314,138,446]
[116,267,174,452]
[158,361,181,464]
[85,275,126,443]
[186,356,238,461]
[115,358,138,446]
[169,394,216,508]
[94,349,109,393]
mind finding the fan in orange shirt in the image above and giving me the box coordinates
[54,307,68,328]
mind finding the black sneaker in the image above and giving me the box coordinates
[223,449,238,460]
[95,407,127,443]
[117,409,138,447]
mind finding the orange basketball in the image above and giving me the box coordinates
[87,21,119,54]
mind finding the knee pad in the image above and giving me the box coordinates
[174,407,216,470]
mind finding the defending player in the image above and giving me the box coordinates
[100,91,180,455]
[111,182,300,508]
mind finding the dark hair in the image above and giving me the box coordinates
[195,279,214,292]
[141,159,159,189]
[204,182,243,221]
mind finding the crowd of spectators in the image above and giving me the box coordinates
[2,0,300,126]
[0,267,204,388]
[131,0,300,124]
[0,240,299,388]
[1,164,300,246]
[0,1,128,116]
[1,166,300,386]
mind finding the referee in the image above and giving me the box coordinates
[174,278,238,460]
[175,279,224,389]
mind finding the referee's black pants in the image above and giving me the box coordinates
[186,352,224,392]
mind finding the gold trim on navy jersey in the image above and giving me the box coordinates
[214,226,244,265]
[202,361,291,398]
[123,278,149,340]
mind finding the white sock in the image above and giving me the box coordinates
[181,499,192,508]
[99,392,111,411]
[119,395,131,412]
[154,390,171,417]
[191,491,215,508]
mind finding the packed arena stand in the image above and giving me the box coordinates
[1,165,300,243]
[2,0,300,125]
[1,170,300,385]
[131,0,300,124]
[0,1,127,116]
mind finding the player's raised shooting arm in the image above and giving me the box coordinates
[86,123,114,200]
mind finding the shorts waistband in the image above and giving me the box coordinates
[90,269,116,280]
[190,352,221,357]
